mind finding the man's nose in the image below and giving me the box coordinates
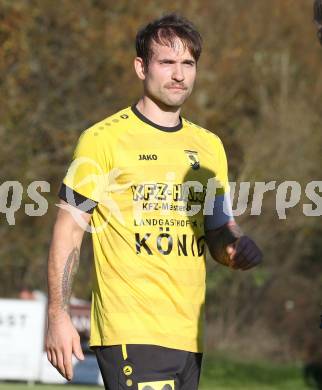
[171,64,184,82]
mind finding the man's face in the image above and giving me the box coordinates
[138,38,197,108]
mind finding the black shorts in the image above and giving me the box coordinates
[93,344,203,390]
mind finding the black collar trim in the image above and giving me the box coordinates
[131,104,183,132]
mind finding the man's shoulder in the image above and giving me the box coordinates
[182,117,223,145]
[78,106,133,141]
[89,106,133,132]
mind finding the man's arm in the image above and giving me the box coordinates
[46,200,91,381]
[205,220,263,270]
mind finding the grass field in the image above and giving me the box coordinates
[0,354,310,390]
[198,353,308,390]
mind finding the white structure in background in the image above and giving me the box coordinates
[0,299,46,382]
[0,298,103,386]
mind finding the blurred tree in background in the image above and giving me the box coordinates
[0,0,322,362]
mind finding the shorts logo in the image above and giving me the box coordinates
[123,365,133,376]
[138,379,174,390]
[184,150,200,170]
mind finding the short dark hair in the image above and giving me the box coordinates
[135,13,202,67]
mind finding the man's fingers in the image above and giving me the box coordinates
[47,346,74,381]
[229,237,250,267]
[226,237,242,258]
[56,350,67,379]
[46,349,52,364]
[63,348,73,381]
[230,237,262,270]
[231,251,249,269]
[235,236,249,254]
[226,244,236,257]
[45,315,80,381]
[72,336,85,361]
[237,245,257,266]
[226,245,238,268]
[50,349,57,368]
[242,251,262,271]
[241,257,261,270]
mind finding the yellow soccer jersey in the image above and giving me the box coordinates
[59,104,230,353]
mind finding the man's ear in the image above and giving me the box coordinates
[134,57,146,80]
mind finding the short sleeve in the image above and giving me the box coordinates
[59,129,110,213]
[204,136,234,230]
[214,138,230,196]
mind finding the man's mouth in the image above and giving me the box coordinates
[167,86,187,90]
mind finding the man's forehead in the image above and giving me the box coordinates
[150,38,194,60]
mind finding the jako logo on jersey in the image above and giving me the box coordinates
[139,154,158,160]
[184,150,200,170]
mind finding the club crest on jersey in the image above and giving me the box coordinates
[184,150,200,170]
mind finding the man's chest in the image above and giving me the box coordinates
[110,137,216,186]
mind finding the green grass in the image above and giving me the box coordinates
[0,354,309,389]
[199,353,308,390]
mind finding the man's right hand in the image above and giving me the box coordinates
[46,311,85,381]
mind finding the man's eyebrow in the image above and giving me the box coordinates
[159,58,176,62]
[158,58,195,63]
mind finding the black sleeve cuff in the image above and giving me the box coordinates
[58,183,98,214]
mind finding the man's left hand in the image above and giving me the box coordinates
[226,236,263,270]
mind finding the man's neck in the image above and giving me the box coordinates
[136,96,181,127]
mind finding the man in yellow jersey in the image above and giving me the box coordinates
[46,13,262,390]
